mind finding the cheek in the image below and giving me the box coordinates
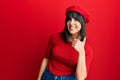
[79,25,82,29]
[66,22,70,28]
[78,24,82,29]
[66,22,69,26]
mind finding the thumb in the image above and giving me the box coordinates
[83,36,86,43]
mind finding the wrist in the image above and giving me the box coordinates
[78,50,85,53]
[78,50,85,55]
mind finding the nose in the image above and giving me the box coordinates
[70,19,75,25]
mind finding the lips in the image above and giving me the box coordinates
[69,26,76,30]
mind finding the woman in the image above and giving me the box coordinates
[37,6,93,80]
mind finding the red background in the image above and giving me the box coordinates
[0,0,120,80]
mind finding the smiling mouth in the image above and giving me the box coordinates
[69,26,76,30]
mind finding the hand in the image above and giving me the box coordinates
[72,37,86,55]
[37,77,41,80]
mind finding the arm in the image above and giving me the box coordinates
[37,35,53,80]
[38,35,53,80]
[72,37,87,80]
[37,58,48,80]
[76,51,87,80]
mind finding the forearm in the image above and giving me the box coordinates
[76,51,87,80]
[37,58,48,80]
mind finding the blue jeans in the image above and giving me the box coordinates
[41,68,76,80]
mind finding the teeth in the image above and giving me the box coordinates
[70,26,76,30]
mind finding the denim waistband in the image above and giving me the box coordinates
[41,68,76,80]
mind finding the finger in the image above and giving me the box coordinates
[72,40,77,47]
[72,43,75,47]
[83,36,86,43]
[72,42,76,46]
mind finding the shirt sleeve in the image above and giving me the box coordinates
[44,35,53,59]
[85,44,93,73]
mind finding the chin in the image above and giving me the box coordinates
[69,30,80,35]
[69,32,77,35]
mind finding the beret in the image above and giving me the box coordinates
[66,6,89,23]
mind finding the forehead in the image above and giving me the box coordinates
[67,17,76,21]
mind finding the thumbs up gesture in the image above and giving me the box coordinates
[72,37,86,55]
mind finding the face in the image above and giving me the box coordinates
[67,18,81,35]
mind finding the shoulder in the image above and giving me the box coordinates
[51,32,62,38]
[49,32,63,43]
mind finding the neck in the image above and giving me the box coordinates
[69,34,81,41]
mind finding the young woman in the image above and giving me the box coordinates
[37,6,93,80]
